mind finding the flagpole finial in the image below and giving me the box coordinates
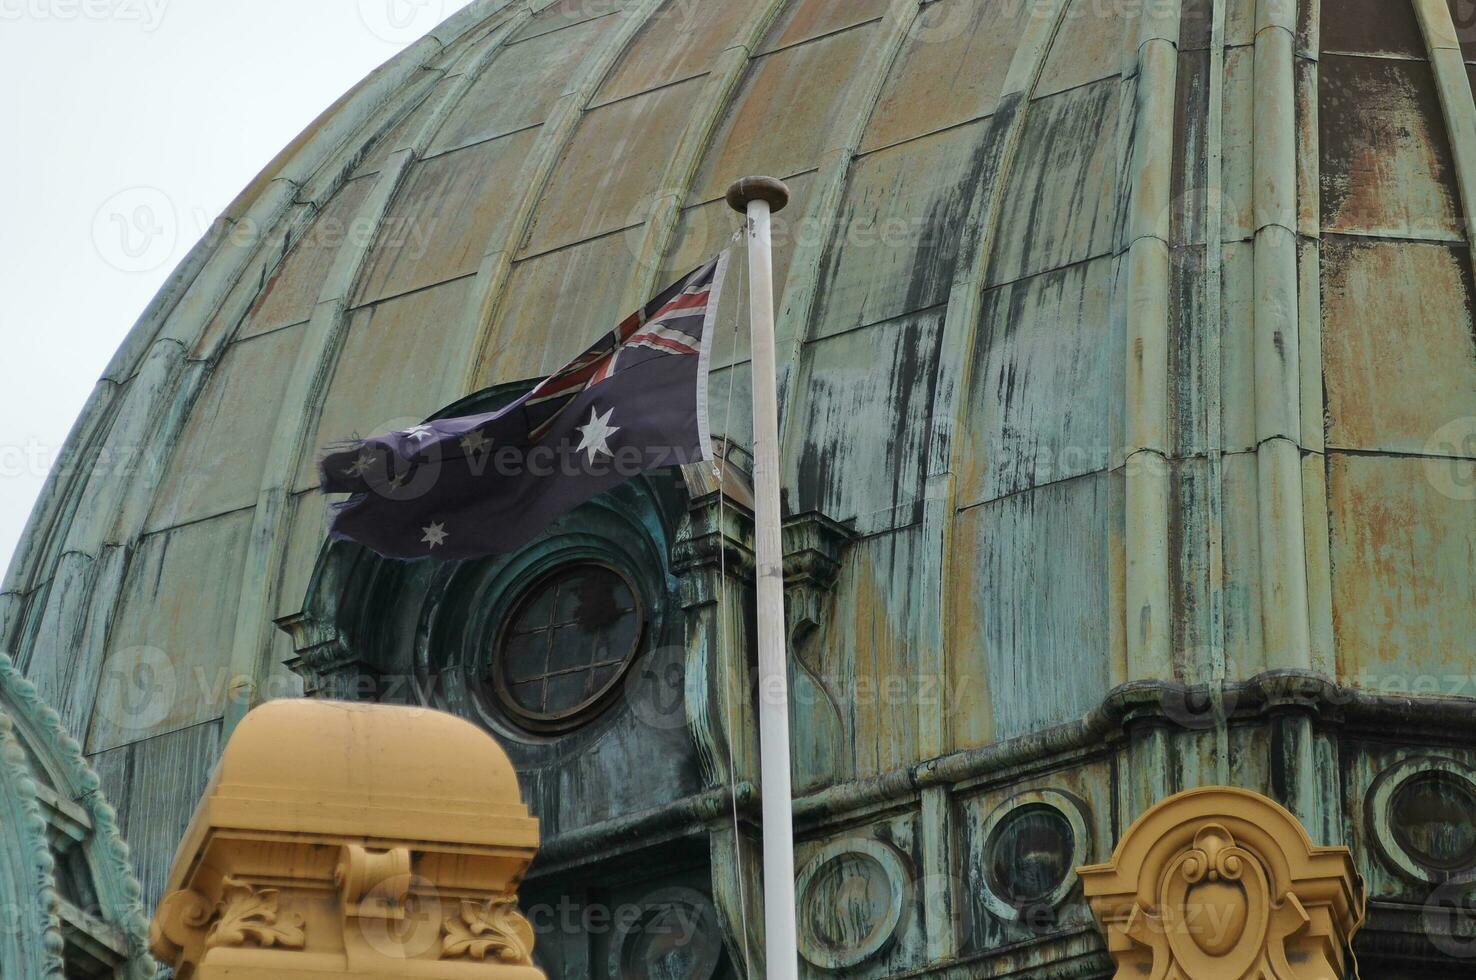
[726,175,790,214]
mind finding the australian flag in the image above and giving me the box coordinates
[320,253,729,560]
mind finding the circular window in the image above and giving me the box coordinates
[976,790,1090,924]
[986,804,1076,909]
[1391,772,1476,872]
[492,563,644,732]
[1369,758,1476,883]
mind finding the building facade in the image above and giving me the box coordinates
[3,0,1476,976]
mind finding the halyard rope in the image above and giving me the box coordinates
[716,224,753,978]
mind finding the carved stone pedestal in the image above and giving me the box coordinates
[1078,787,1363,979]
[151,700,545,979]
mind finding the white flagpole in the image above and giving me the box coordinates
[726,176,798,980]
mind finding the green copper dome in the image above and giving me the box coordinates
[4,0,1476,973]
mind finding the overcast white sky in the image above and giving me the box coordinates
[0,0,475,582]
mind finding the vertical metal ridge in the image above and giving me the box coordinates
[771,2,922,464]
[616,0,792,317]
[1205,0,1231,785]
[221,7,537,737]
[1295,0,1334,682]
[1122,1,1182,686]
[456,0,671,392]
[1251,0,1312,672]
[1414,0,1476,280]
[915,0,1074,759]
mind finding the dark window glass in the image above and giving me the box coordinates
[492,563,643,731]
[1392,773,1476,871]
[986,804,1075,907]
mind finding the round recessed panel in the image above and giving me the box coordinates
[795,839,909,970]
[608,887,721,980]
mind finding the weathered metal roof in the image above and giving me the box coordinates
[2,0,1474,928]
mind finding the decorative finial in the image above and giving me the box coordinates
[726,176,790,214]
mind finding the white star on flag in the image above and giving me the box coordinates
[404,424,435,443]
[421,522,448,549]
[460,430,490,455]
[575,406,621,464]
[345,451,374,477]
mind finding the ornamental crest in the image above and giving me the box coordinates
[1078,787,1363,979]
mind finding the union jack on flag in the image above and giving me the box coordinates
[523,255,725,439]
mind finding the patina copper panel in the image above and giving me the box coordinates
[1035,0,1128,100]
[428,19,606,156]
[803,526,925,781]
[483,232,639,386]
[1450,0,1476,62]
[790,310,944,535]
[689,22,875,204]
[949,472,1113,748]
[817,119,996,335]
[90,510,254,752]
[1322,237,1476,453]
[353,128,541,307]
[508,0,625,44]
[523,76,704,256]
[595,0,751,106]
[1320,55,1462,240]
[1329,454,1476,691]
[860,0,1033,153]
[984,78,1121,287]
[956,254,1117,509]
[148,324,307,531]
[1321,0,1426,59]
[239,177,376,340]
[300,278,475,491]
[353,77,452,178]
[759,0,889,53]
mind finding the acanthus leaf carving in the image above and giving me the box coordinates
[205,878,307,951]
[441,895,535,965]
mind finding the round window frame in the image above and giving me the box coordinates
[976,789,1090,923]
[1368,756,1476,884]
[489,560,646,734]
